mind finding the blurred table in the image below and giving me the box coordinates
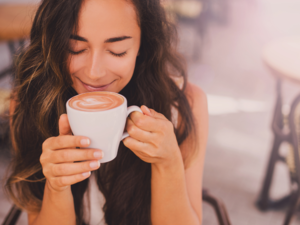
[257,37,300,225]
[0,4,38,79]
[0,4,38,41]
[263,37,300,85]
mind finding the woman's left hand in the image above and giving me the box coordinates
[123,105,182,167]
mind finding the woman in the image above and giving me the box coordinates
[6,0,208,224]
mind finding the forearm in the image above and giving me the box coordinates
[151,156,201,225]
[30,181,76,225]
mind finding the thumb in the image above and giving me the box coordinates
[59,114,72,136]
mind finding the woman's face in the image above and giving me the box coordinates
[68,0,141,94]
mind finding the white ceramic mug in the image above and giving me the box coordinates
[66,92,142,163]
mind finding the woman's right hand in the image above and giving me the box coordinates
[40,114,103,192]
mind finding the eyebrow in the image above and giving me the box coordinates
[70,34,88,42]
[105,36,132,43]
[70,35,132,43]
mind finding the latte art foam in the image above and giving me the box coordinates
[69,92,124,112]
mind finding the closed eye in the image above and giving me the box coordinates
[68,49,86,55]
[110,51,127,57]
[68,49,127,57]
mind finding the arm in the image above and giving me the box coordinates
[28,185,76,225]
[150,156,200,225]
[28,114,104,225]
[123,83,208,225]
[10,100,77,224]
[151,83,207,225]
[10,98,70,224]
[9,102,102,225]
[27,115,87,225]
[184,83,208,221]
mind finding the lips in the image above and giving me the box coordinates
[80,79,115,92]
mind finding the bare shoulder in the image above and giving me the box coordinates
[179,82,208,161]
[184,82,209,135]
[184,82,208,112]
[181,82,208,221]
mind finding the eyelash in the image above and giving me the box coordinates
[68,49,127,57]
[110,51,127,57]
[68,49,85,55]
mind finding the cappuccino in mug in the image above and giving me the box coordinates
[66,91,142,163]
[68,92,124,112]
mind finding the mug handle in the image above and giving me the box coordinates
[121,106,143,140]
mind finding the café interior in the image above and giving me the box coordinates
[1,0,300,224]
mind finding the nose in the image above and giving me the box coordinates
[85,50,106,80]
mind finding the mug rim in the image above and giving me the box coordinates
[66,91,127,113]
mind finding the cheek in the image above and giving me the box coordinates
[68,55,86,75]
[106,54,136,80]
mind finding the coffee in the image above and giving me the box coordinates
[69,92,124,112]
[67,92,142,162]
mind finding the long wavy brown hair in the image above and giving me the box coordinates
[5,0,198,224]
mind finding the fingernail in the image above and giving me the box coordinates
[90,161,100,169]
[144,106,151,115]
[82,171,91,177]
[80,138,90,146]
[93,151,103,158]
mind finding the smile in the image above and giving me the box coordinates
[79,79,116,92]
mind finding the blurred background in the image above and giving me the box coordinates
[1,0,300,224]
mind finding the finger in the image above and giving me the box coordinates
[59,114,72,136]
[141,106,166,120]
[126,119,153,143]
[50,171,91,188]
[51,160,100,177]
[122,137,154,160]
[51,149,103,163]
[141,105,152,116]
[129,111,167,132]
[123,136,147,151]
[43,135,90,150]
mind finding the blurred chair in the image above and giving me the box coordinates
[0,89,10,143]
[2,190,231,225]
[0,4,38,80]
[203,189,231,225]
[162,0,229,60]
[283,93,300,225]
[256,37,300,225]
[1,205,21,225]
